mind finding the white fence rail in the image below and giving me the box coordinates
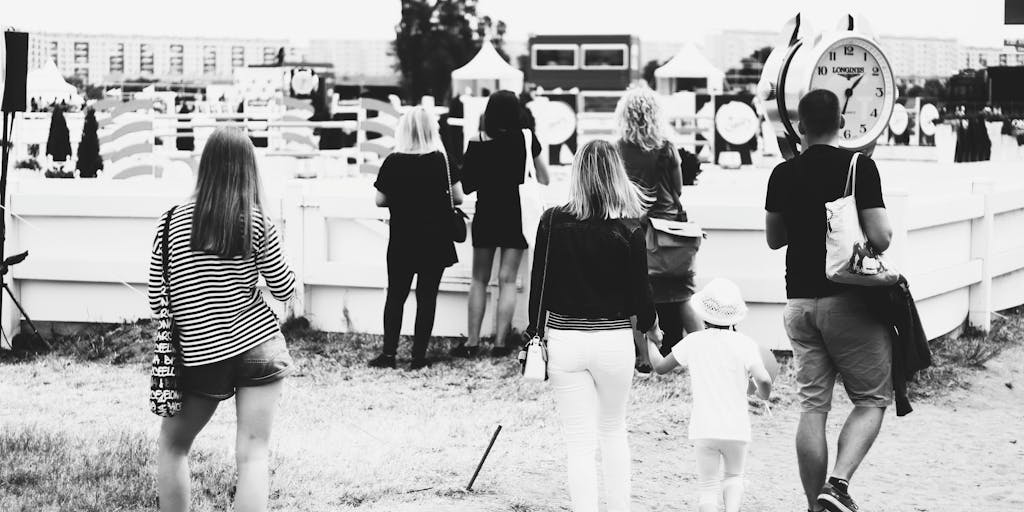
[3,168,1024,350]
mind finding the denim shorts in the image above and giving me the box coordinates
[784,291,893,413]
[181,334,294,401]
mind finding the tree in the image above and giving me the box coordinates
[642,59,662,89]
[391,0,508,103]
[76,108,103,178]
[922,78,948,99]
[724,46,773,91]
[84,85,106,101]
[46,106,72,162]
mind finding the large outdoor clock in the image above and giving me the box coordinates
[758,13,897,159]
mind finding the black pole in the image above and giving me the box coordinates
[466,424,502,491]
[0,112,9,328]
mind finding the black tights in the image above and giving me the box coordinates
[656,302,686,356]
[382,264,444,360]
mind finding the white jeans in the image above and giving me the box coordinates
[694,439,748,512]
[547,328,635,512]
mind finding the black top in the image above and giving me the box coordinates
[617,140,685,221]
[526,208,656,336]
[461,130,543,249]
[374,151,460,269]
[765,145,885,299]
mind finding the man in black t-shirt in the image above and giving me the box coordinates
[765,90,894,512]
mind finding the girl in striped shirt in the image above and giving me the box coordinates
[148,128,295,512]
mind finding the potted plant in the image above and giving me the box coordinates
[46,106,72,164]
[76,108,103,178]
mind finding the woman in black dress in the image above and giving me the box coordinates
[368,106,463,370]
[455,91,549,357]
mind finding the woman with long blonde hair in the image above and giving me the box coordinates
[148,128,296,512]
[615,84,703,361]
[367,106,464,370]
[524,140,660,512]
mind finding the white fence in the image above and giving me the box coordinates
[3,161,1024,350]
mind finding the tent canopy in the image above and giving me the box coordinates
[654,43,724,89]
[452,41,523,94]
[452,41,523,81]
[27,60,78,101]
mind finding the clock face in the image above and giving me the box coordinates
[808,37,893,148]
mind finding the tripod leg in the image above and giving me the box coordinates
[2,283,50,350]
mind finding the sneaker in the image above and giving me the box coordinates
[410,357,432,370]
[489,345,515,357]
[367,354,396,369]
[451,343,480,358]
[817,483,858,512]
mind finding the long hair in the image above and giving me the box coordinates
[614,84,667,152]
[191,128,264,258]
[394,106,441,154]
[565,140,645,220]
[482,90,522,138]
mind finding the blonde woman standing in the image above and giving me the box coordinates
[148,128,295,512]
[526,140,660,512]
[615,85,703,358]
[368,106,464,370]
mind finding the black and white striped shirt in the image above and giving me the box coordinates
[546,311,633,331]
[148,203,296,367]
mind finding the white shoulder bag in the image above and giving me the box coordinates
[520,210,553,381]
[824,153,899,286]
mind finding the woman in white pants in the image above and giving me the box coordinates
[525,140,660,512]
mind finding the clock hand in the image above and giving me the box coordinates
[842,74,866,115]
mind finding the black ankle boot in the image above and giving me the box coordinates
[368,353,396,369]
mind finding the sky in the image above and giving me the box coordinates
[1,0,1020,47]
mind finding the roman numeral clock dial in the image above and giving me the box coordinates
[810,38,894,148]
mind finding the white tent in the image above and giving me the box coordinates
[27,60,79,105]
[451,41,524,96]
[654,43,724,95]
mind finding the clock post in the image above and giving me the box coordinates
[758,13,897,160]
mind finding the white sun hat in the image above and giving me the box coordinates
[692,278,748,326]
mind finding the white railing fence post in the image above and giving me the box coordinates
[885,188,910,272]
[282,181,306,321]
[968,179,995,332]
[1,181,22,348]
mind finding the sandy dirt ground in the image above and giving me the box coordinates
[2,344,1023,512]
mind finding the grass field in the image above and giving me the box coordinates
[1,311,1023,512]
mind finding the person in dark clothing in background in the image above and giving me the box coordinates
[765,89,895,512]
[615,85,703,359]
[455,91,550,358]
[368,107,463,370]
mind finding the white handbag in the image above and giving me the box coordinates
[824,153,899,286]
[520,210,553,382]
[519,129,545,246]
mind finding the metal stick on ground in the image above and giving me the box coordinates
[466,424,503,491]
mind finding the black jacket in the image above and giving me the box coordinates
[526,208,656,337]
[864,276,932,416]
